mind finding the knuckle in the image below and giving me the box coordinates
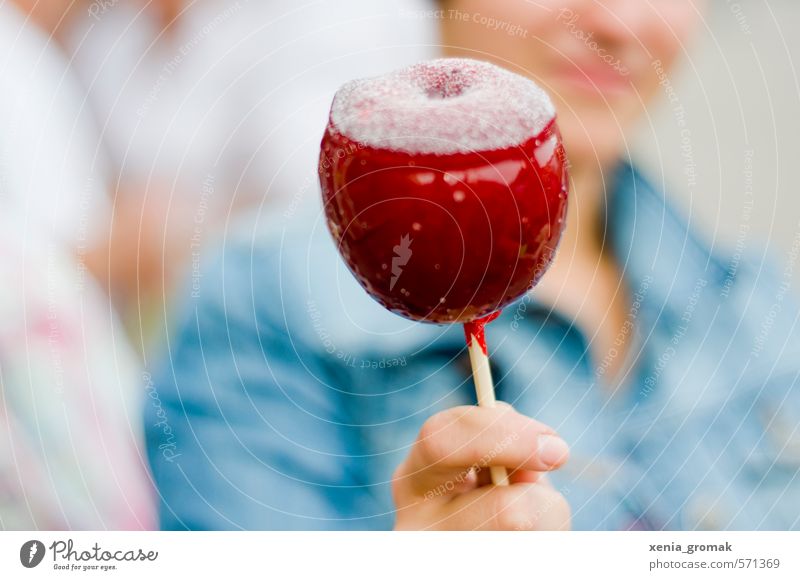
[417,413,456,464]
[531,487,571,530]
[553,493,572,530]
[490,491,530,531]
[515,414,550,439]
[496,510,531,531]
[495,485,572,531]
[488,406,550,442]
[463,405,512,439]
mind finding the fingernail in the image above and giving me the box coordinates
[537,434,570,467]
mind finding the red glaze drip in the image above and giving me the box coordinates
[463,310,502,356]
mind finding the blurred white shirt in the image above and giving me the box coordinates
[0,3,110,248]
[0,3,154,530]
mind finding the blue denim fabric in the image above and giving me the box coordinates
[146,163,800,530]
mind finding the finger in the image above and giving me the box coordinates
[436,482,571,531]
[400,405,569,497]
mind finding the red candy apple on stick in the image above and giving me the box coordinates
[319,59,569,486]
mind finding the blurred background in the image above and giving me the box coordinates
[632,0,800,254]
[1,0,799,529]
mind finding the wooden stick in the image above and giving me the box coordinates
[466,333,510,487]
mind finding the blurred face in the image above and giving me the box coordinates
[137,0,187,29]
[439,0,704,170]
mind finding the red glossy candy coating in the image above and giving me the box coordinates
[319,59,569,324]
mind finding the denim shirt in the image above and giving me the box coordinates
[147,163,800,530]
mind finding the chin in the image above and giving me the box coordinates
[560,113,629,170]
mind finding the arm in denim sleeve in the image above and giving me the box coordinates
[145,244,380,530]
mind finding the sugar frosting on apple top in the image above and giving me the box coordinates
[330,58,556,155]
